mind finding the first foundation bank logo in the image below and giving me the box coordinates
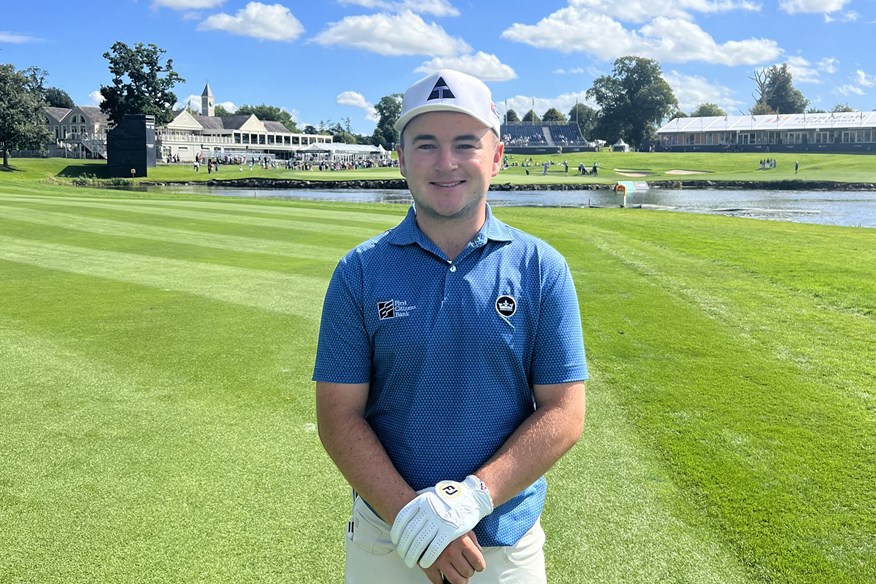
[377,299,417,320]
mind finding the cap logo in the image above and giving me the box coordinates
[428,77,455,101]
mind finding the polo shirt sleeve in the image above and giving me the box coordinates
[531,251,588,385]
[312,253,372,384]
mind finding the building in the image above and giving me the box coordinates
[656,111,876,153]
[44,105,110,159]
[41,84,342,163]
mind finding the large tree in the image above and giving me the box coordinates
[750,63,808,115]
[690,102,727,117]
[235,104,299,132]
[99,42,184,126]
[568,103,597,140]
[0,64,52,168]
[542,107,567,123]
[521,109,541,123]
[504,109,520,123]
[586,56,678,148]
[371,93,402,149]
[45,87,74,109]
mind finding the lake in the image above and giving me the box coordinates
[148,185,876,228]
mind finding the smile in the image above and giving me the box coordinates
[432,181,465,188]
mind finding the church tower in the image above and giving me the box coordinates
[201,83,215,117]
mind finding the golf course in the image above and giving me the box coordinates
[1,154,873,583]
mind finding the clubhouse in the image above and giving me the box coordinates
[656,111,876,153]
[43,84,388,164]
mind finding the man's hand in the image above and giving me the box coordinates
[390,475,493,569]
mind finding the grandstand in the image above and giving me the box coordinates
[500,122,597,154]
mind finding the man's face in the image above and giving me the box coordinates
[397,111,503,223]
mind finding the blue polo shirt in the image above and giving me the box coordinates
[313,204,587,547]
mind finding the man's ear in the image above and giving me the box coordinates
[491,141,504,177]
[396,143,407,177]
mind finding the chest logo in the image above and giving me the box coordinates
[378,299,417,320]
[495,295,517,318]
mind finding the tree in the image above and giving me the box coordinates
[45,87,74,109]
[521,110,541,123]
[371,93,402,149]
[586,56,678,148]
[99,41,184,126]
[690,102,726,117]
[750,64,808,115]
[542,107,567,123]
[568,103,597,140]
[236,104,299,132]
[832,103,855,113]
[505,109,520,123]
[0,64,52,167]
[214,104,234,117]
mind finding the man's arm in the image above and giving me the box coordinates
[316,381,485,584]
[475,381,586,507]
[315,381,414,523]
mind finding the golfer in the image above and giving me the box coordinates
[313,69,588,583]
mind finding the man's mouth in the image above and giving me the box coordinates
[432,180,465,188]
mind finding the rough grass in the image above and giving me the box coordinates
[0,177,873,583]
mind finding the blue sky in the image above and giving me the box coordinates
[2,0,874,135]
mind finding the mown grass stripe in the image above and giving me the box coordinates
[0,203,349,262]
[0,191,405,228]
[0,195,391,240]
[0,235,327,319]
[0,321,335,582]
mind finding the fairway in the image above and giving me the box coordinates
[0,180,873,583]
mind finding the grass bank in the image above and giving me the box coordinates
[4,151,876,188]
[0,179,873,583]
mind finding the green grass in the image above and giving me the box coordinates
[0,171,874,582]
[5,150,876,187]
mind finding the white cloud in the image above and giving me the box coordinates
[502,5,779,65]
[856,70,876,88]
[198,2,304,41]
[88,91,104,106]
[337,91,379,122]
[785,56,838,84]
[0,31,42,43]
[836,84,865,97]
[824,10,859,23]
[663,70,744,114]
[500,90,597,121]
[338,0,459,16]
[313,10,470,56]
[779,0,850,14]
[152,0,225,9]
[415,52,517,81]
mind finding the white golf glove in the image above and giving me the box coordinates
[390,475,493,569]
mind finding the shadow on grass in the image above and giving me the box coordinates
[1,165,24,172]
[57,165,114,179]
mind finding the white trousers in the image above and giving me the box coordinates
[344,496,546,584]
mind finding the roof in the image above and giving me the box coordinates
[78,106,109,124]
[46,107,70,123]
[263,120,292,134]
[658,111,876,134]
[302,142,387,154]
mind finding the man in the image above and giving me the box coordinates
[313,69,587,584]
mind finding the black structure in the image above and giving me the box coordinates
[107,114,156,177]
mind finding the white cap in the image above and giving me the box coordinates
[395,69,502,137]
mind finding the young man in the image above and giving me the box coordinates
[313,69,588,584]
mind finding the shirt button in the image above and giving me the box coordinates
[449,265,457,273]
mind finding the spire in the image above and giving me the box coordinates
[201,82,215,117]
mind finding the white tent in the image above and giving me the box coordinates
[612,138,630,152]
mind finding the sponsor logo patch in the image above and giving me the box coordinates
[495,295,517,318]
[377,299,417,320]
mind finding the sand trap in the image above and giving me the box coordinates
[615,172,648,177]
[666,169,710,175]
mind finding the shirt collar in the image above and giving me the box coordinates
[386,204,514,248]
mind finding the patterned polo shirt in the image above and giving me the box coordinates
[313,204,587,547]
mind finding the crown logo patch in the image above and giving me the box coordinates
[495,295,517,318]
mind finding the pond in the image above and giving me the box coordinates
[146,184,876,228]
